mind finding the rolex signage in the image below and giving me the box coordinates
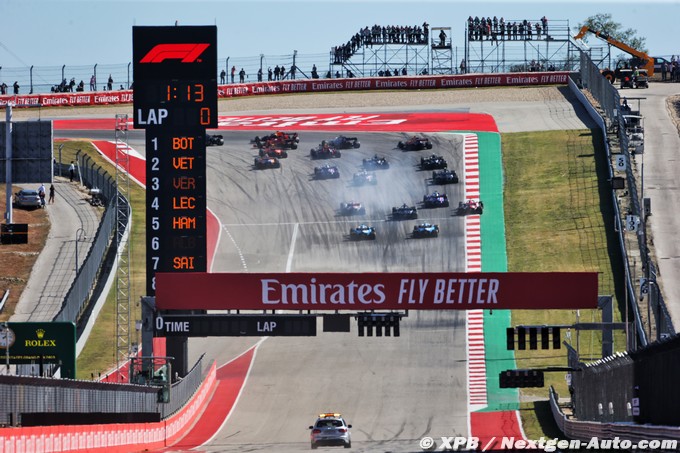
[0,322,76,379]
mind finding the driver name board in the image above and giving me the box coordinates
[133,26,216,296]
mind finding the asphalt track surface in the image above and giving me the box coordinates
[191,131,469,453]
[48,88,597,452]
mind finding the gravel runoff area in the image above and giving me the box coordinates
[9,86,574,119]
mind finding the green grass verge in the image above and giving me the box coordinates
[56,141,146,380]
[501,129,626,438]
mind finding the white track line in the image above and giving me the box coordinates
[286,223,299,273]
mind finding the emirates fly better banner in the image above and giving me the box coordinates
[155,272,598,310]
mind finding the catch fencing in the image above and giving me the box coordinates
[577,50,675,346]
[550,387,680,447]
[53,150,121,325]
[559,334,680,427]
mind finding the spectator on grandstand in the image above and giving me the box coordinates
[107,74,113,91]
[290,65,296,80]
[401,67,407,76]
[274,65,280,80]
[438,29,447,46]
[460,58,466,74]
[311,64,318,79]
[280,65,286,79]
[220,69,226,84]
[257,68,263,82]
[239,68,246,83]
[335,70,341,78]
[231,66,236,83]
[89,74,96,91]
[541,16,548,36]
[77,80,85,92]
[268,67,273,81]
[0,82,7,95]
[13,81,19,94]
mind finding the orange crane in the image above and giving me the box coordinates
[573,26,654,81]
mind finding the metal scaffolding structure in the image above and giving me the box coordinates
[430,27,454,74]
[463,19,582,73]
[329,27,437,77]
[114,113,131,381]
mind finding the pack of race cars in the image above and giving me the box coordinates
[239,132,480,240]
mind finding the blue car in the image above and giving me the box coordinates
[432,169,459,185]
[362,155,390,170]
[327,135,360,149]
[420,154,447,170]
[314,164,340,179]
[391,204,418,220]
[412,223,439,238]
[349,224,376,240]
[422,191,449,208]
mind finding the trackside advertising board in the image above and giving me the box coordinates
[155,272,598,310]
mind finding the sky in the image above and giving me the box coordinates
[1,0,679,69]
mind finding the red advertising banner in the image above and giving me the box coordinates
[155,271,598,311]
[218,72,570,98]
[1,71,570,109]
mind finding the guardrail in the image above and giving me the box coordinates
[550,386,680,446]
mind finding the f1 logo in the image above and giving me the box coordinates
[140,43,210,63]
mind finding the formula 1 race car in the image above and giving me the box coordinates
[422,191,449,208]
[352,170,378,186]
[432,169,459,185]
[310,142,342,159]
[253,155,281,169]
[349,224,376,240]
[259,146,288,159]
[391,204,418,220]
[339,201,367,216]
[412,223,440,238]
[326,136,361,149]
[420,154,448,170]
[398,135,433,150]
[251,131,299,149]
[257,136,299,150]
[314,164,340,179]
[362,155,390,170]
[206,133,224,146]
[455,199,484,215]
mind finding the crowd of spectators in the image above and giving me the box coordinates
[467,16,549,43]
[51,77,86,93]
[661,56,680,82]
[333,23,430,64]
[0,81,21,94]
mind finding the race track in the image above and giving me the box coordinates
[188,131,469,452]
[49,86,594,451]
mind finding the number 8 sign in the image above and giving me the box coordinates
[615,154,626,171]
